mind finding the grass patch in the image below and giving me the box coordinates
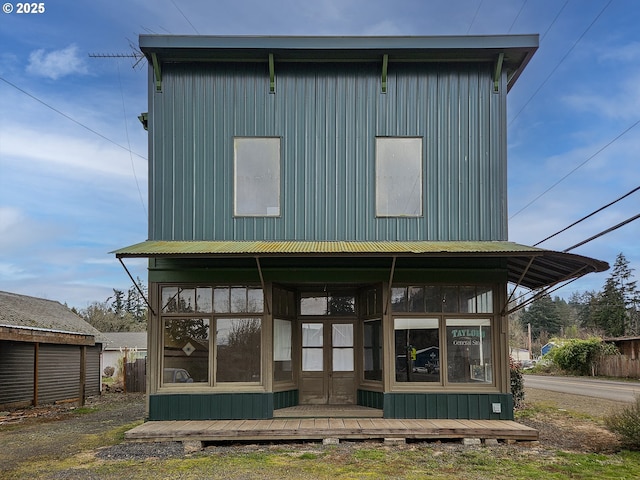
[516,400,601,423]
[8,442,640,479]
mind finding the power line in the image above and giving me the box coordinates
[510,118,640,219]
[563,213,640,253]
[170,0,200,34]
[507,0,527,33]
[509,0,614,128]
[117,61,148,217]
[540,0,569,42]
[466,0,484,34]
[0,76,147,161]
[534,185,640,246]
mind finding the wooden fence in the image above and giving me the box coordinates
[124,358,146,393]
[596,355,640,379]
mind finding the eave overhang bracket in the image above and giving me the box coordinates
[269,53,276,94]
[138,112,148,131]
[381,54,388,93]
[384,255,397,315]
[255,257,271,315]
[117,258,156,317]
[493,52,504,93]
[151,53,162,92]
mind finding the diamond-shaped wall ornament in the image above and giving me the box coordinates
[182,342,195,356]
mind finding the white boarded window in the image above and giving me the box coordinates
[375,137,422,217]
[234,137,281,216]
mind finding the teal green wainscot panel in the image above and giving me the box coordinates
[383,393,514,420]
[358,390,384,410]
[149,393,274,420]
[273,390,298,409]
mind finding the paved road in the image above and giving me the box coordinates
[524,374,640,403]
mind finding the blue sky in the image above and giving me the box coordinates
[1,0,639,309]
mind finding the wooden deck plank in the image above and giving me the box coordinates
[299,419,315,429]
[314,418,330,429]
[328,418,345,429]
[124,417,538,443]
[342,419,361,429]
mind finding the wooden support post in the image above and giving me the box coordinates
[33,342,39,406]
[79,345,86,406]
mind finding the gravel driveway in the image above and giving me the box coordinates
[0,393,146,472]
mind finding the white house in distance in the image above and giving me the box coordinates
[102,332,147,379]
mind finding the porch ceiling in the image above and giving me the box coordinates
[112,240,608,290]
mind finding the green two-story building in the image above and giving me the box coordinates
[114,35,607,422]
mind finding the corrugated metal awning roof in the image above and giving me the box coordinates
[112,240,608,290]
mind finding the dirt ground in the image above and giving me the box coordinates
[0,387,626,474]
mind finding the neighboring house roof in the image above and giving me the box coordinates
[0,290,105,344]
[103,332,147,351]
[112,240,609,290]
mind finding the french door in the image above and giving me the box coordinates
[299,320,356,404]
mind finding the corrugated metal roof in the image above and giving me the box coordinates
[112,240,608,290]
[0,291,106,342]
[113,240,537,255]
[139,34,538,91]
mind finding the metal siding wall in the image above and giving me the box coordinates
[37,344,80,405]
[0,341,35,407]
[149,62,507,241]
[85,345,101,397]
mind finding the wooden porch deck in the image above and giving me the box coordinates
[125,407,538,444]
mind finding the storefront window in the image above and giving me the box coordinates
[216,318,262,383]
[392,285,493,314]
[274,318,292,382]
[300,292,356,316]
[394,318,440,383]
[163,318,210,383]
[446,319,492,384]
[160,285,263,387]
[363,319,382,381]
[392,284,495,386]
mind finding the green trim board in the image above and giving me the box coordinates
[383,393,514,420]
[149,393,274,420]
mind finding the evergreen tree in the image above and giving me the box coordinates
[520,293,562,340]
[593,253,639,336]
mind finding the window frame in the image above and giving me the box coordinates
[159,284,265,390]
[375,136,423,217]
[233,136,281,217]
[390,284,498,389]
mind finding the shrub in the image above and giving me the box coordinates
[510,357,525,409]
[103,366,115,377]
[549,338,618,376]
[605,396,640,450]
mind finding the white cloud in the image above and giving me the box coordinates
[26,44,88,80]
[1,125,147,181]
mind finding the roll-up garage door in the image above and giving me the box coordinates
[0,341,35,408]
[37,344,80,405]
[85,345,101,397]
